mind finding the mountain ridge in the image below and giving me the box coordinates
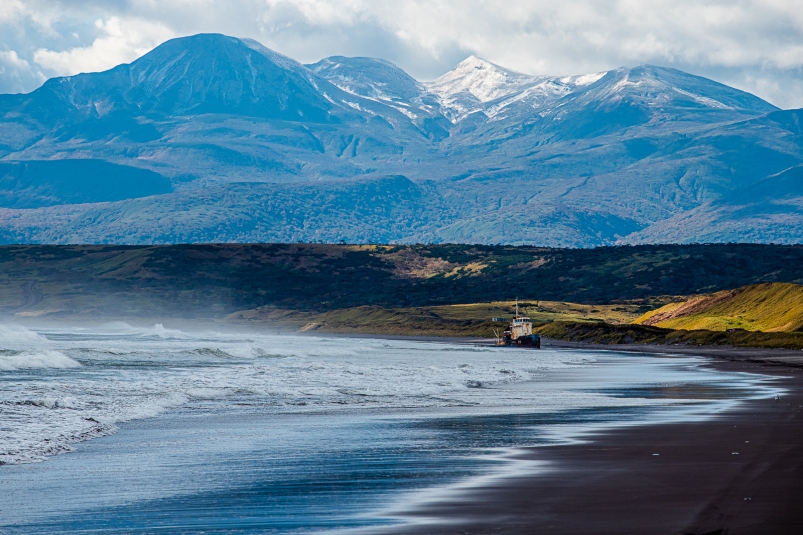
[0,33,801,246]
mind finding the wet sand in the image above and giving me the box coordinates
[382,346,803,535]
[545,339,803,369]
[316,331,803,367]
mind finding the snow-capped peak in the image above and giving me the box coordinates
[423,55,556,122]
[426,55,544,104]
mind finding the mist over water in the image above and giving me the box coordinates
[0,323,778,533]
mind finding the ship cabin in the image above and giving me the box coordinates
[510,315,533,340]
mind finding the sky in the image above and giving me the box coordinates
[1,0,803,109]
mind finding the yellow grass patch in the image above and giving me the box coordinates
[633,282,803,332]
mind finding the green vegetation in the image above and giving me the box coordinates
[231,301,803,350]
[2,242,802,349]
[2,243,803,321]
[228,300,644,337]
[534,321,803,350]
[635,282,803,332]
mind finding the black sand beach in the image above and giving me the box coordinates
[387,342,803,534]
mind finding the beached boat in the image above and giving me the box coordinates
[496,299,541,348]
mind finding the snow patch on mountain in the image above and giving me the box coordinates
[426,56,543,103]
[390,105,418,120]
[484,79,578,120]
[424,56,612,123]
[561,72,607,87]
[672,87,733,110]
[591,68,738,113]
[425,56,548,122]
[307,56,426,104]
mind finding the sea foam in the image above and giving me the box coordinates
[0,323,49,344]
[0,350,81,371]
[0,324,777,466]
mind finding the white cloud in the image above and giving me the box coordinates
[242,0,803,107]
[1,0,803,107]
[264,0,366,26]
[0,49,30,71]
[0,48,45,93]
[0,0,24,23]
[33,16,175,76]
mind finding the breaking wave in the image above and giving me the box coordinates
[0,323,49,344]
[96,321,191,339]
[0,324,775,466]
[0,350,81,371]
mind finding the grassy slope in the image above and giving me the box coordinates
[2,243,803,320]
[227,300,644,337]
[226,301,803,349]
[634,282,803,332]
[534,321,803,350]
[1,242,801,348]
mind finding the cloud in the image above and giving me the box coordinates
[1,0,803,108]
[0,1,23,23]
[33,16,175,76]
[0,49,45,93]
[0,49,30,71]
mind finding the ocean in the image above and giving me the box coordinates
[0,323,778,533]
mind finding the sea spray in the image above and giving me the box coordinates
[0,324,778,466]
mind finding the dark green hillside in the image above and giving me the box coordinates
[1,243,802,319]
[0,160,172,208]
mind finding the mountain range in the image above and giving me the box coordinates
[0,33,801,246]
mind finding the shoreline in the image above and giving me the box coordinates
[543,338,803,368]
[314,330,803,367]
[17,315,803,365]
[376,350,803,534]
[305,331,803,533]
[4,326,799,533]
